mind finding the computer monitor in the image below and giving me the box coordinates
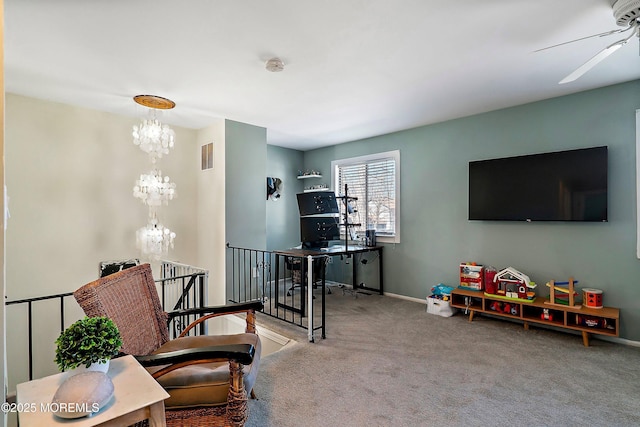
[296,191,339,216]
[300,216,340,249]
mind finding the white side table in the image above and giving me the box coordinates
[17,355,170,426]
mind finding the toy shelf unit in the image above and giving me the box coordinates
[450,288,619,347]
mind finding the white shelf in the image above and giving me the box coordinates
[303,188,332,192]
[297,174,322,179]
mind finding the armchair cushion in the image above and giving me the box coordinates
[147,333,261,408]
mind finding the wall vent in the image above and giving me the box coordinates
[201,143,214,170]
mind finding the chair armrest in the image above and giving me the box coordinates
[135,343,256,367]
[167,300,264,320]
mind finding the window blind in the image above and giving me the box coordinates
[336,157,396,237]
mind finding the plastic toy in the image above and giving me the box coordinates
[484,266,498,294]
[545,277,581,308]
[459,263,484,290]
[576,314,611,329]
[541,308,553,321]
[486,267,536,301]
[489,301,502,311]
[431,283,455,297]
[501,303,519,315]
[583,288,603,309]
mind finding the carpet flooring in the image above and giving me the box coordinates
[246,291,640,427]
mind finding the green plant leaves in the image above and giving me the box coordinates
[54,316,123,371]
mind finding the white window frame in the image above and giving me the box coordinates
[331,150,400,244]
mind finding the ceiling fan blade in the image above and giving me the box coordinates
[558,39,627,84]
[534,27,631,53]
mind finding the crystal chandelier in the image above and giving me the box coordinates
[133,169,176,207]
[132,95,176,164]
[132,113,175,163]
[136,212,176,261]
[132,95,177,260]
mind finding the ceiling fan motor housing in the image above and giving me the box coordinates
[613,0,640,26]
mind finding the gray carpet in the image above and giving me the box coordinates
[247,292,640,427]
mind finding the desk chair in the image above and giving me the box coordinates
[284,256,329,296]
[74,263,262,427]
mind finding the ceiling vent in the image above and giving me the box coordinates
[201,143,213,170]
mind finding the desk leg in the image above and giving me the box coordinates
[307,256,314,343]
[378,247,384,295]
[352,253,357,291]
[300,258,306,317]
[321,258,326,339]
[275,255,305,315]
[274,255,280,307]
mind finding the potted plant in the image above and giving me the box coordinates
[54,316,123,373]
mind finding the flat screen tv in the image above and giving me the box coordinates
[296,191,339,216]
[300,216,340,248]
[468,146,607,222]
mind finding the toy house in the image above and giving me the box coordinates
[489,267,536,301]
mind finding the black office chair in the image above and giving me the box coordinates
[284,256,329,296]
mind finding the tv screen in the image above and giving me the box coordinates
[468,146,608,222]
[297,191,339,216]
[300,216,340,248]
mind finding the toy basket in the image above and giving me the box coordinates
[426,296,456,317]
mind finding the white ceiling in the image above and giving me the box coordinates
[5,0,640,151]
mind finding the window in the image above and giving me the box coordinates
[332,150,400,243]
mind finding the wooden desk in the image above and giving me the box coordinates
[17,355,169,426]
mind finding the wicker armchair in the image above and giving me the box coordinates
[74,263,263,427]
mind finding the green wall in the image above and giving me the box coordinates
[266,145,305,250]
[303,80,640,341]
[225,119,267,250]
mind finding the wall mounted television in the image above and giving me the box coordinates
[468,146,608,222]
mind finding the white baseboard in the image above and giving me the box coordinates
[598,335,640,347]
[384,291,427,304]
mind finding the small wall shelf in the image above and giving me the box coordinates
[450,288,619,347]
[303,188,331,192]
[298,171,328,192]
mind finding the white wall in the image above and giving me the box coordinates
[5,94,200,297]
[4,94,202,390]
[1,4,7,423]
[196,122,227,305]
